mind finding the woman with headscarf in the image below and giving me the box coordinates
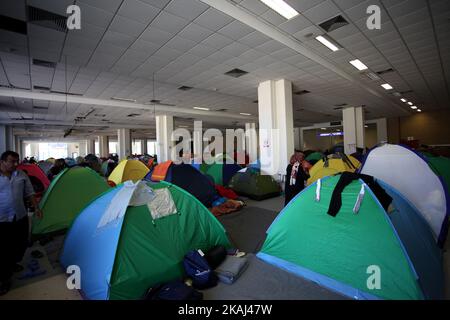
[284,151,310,206]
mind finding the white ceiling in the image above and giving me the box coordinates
[0,0,449,139]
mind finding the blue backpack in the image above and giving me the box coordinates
[183,250,218,290]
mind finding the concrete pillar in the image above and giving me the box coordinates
[98,135,109,158]
[15,136,21,158]
[156,115,174,163]
[294,128,300,150]
[86,138,96,155]
[245,123,258,164]
[0,125,14,154]
[142,139,148,155]
[376,118,388,144]
[258,79,294,176]
[118,129,131,160]
[343,106,365,154]
[193,124,203,164]
[0,125,6,154]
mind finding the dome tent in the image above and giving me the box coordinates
[32,167,109,235]
[228,163,280,201]
[360,144,449,247]
[199,154,242,186]
[307,153,360,186]
[61,181,230,300]
[145,162,218,208]
[258,174,444,300]
[108,159,149,185]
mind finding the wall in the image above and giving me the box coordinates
[388,109,450,145]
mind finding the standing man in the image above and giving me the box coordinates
[0,151,43,295]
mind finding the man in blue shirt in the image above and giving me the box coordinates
[0,151,43,295]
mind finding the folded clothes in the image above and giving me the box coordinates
[214,255,249,285]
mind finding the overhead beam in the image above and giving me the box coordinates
[0,88,257,120]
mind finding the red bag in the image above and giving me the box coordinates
[215,185,238,200]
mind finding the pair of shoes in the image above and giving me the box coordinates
[14,264,24,273]
[0,281,11,296]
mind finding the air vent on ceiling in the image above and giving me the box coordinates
[319,15,349,33]
[400,90,413,94]
[127,113,141,117]
[0,15,27,35]
[33,106,48,110]
[178,86,193,91]
[333,107,344,110]
[392,92,401,97]
[33,85,51,91]
[225,68,248,78]
[334,103,348,107]
[150,99,161,103]
[376,68,394,75]
[294,90,311,95]
[33,59,56,68]
[365,72,381,81]
[27,6,68,32]
[216,108,228,112]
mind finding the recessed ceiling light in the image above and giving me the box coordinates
[417,109,422,112]
[315,35,340,52]
[193,107,210,111]
[364,125,369,128]
[408,102,413,106]
[349,59,368,71]
[259,0,299,20]
[401,98,407,102]
[381,83,393,90]
[178,125,189,128]
[240,113,251,116]
[410,106,417,109]
[321,128,327,130]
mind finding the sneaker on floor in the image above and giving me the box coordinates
[14,264,24,273]
[0,281,11,296]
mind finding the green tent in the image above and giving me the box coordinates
[228,167,280,200]
[258,174,444,300]
[199,154,242,186]
[423,154,450,194]
[305,152,324,165]
[61,181,231,300]
[32,167,109,235]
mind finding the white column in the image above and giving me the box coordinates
[294,128,300,150]
[0,125,6,154]
[193,123,203,164]
[343,106,365,154]
[98,135,109,158]
[156,115,174,163]
[258,79,294,176]
[376,118,388,144]
[142,139,148,155]
[15,136,21,158]
[245,123,258,164]
[118,129,131,160]
[86,138,96,155]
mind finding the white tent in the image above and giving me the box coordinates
[360,144,448,246]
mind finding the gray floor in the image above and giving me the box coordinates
[202,254,346,300]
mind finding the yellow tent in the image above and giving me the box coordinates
[307,154,360,186]
[108,160,149,185]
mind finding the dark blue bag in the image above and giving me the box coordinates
[183,250,218,289]
[145,280,203,300]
